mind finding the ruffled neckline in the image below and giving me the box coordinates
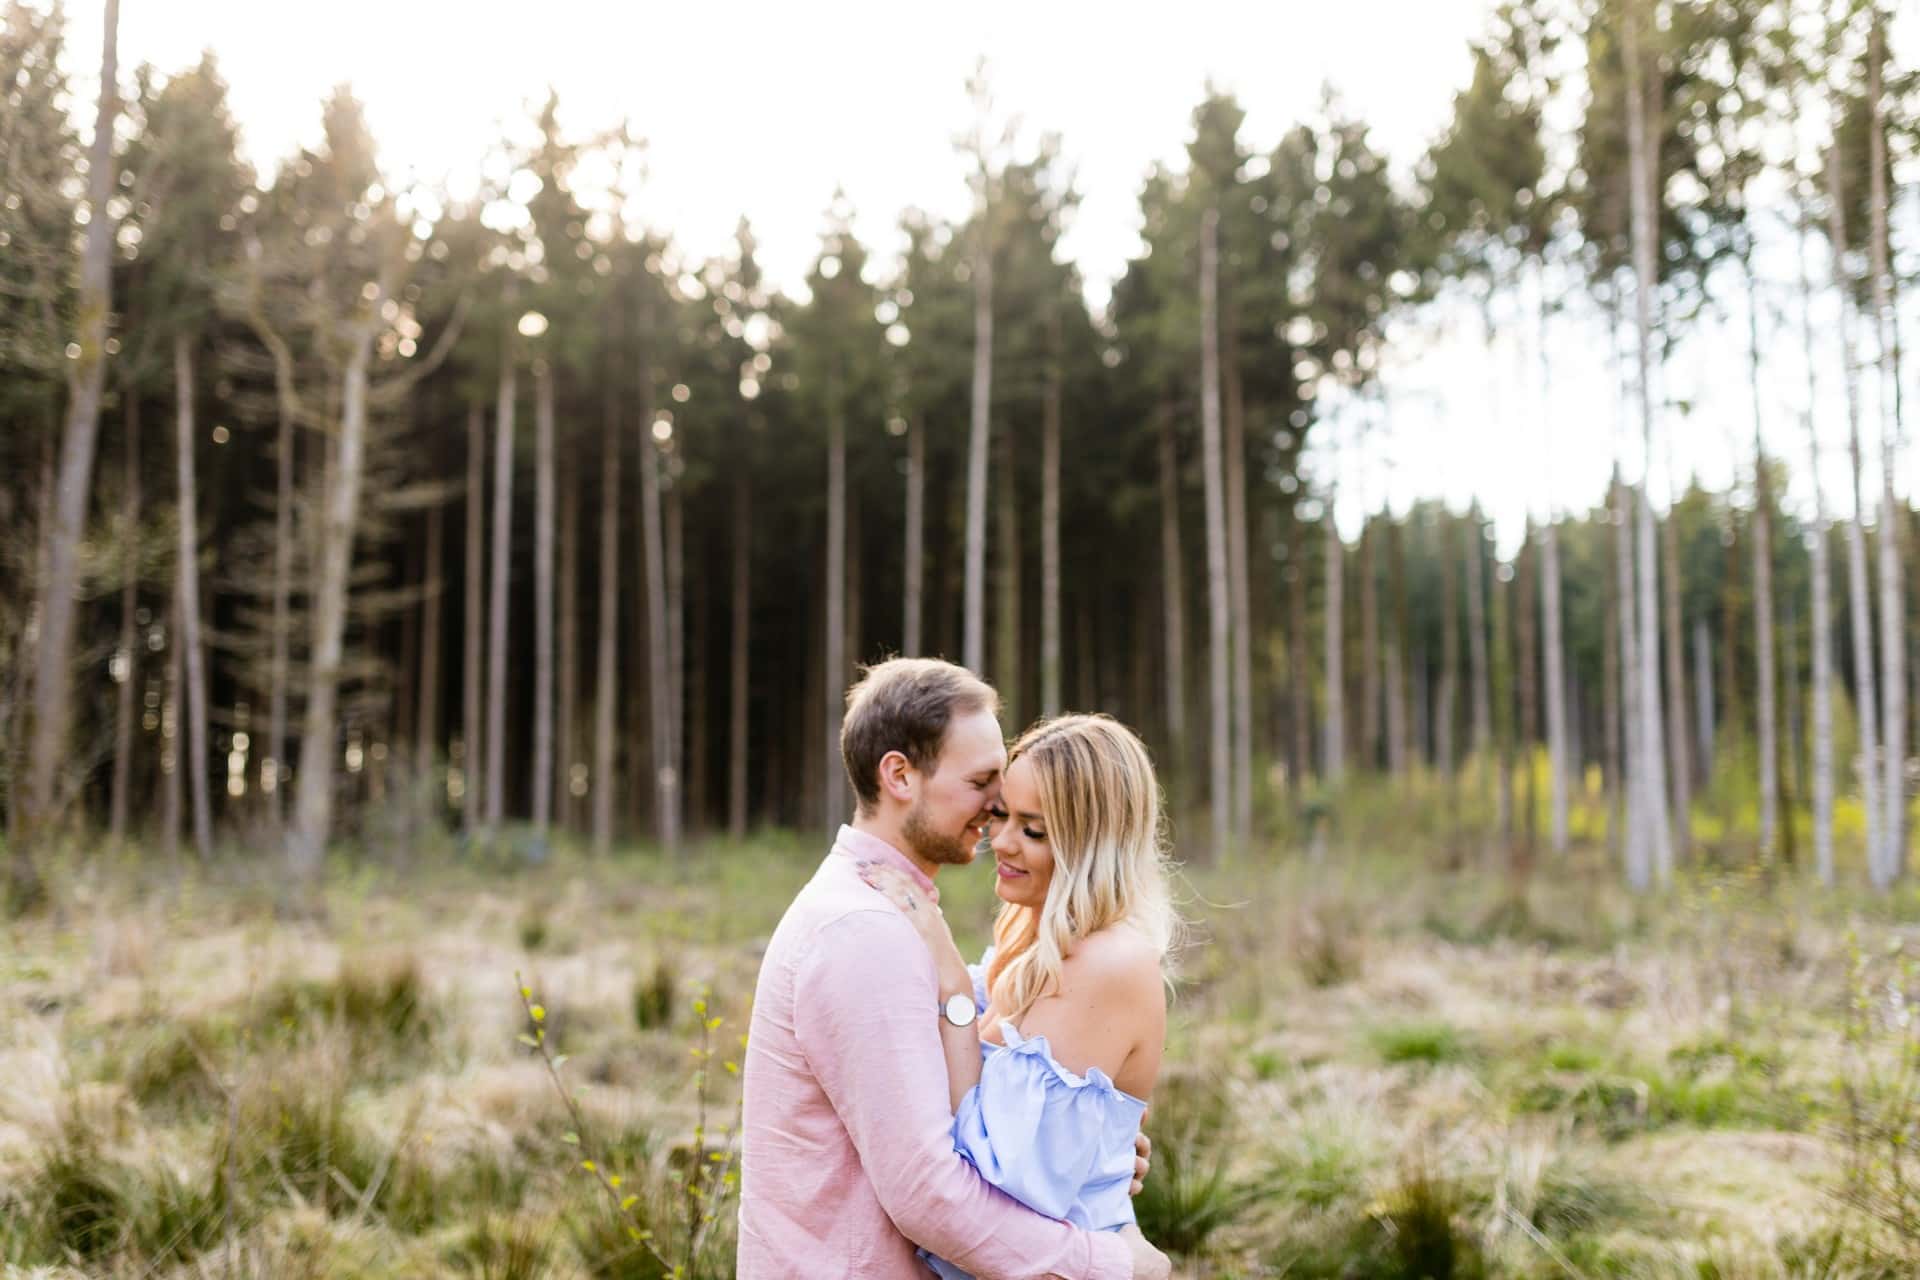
[986,1021,1149,1108]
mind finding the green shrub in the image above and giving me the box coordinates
[633,957,677,1031]
[1371,1020,1473,1067]
[1131,1072,1272,1258]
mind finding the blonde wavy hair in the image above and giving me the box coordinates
[985,714,1180,1020]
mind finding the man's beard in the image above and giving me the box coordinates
[902,796,978,868]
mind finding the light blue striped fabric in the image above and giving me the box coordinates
[919,952,1146,1280]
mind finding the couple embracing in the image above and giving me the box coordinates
[739,656,1179,1279]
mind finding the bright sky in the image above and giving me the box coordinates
[61,0,1920,554]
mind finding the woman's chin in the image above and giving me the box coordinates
[992,877,1035,908]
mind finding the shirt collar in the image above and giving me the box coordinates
[831,824,939,900]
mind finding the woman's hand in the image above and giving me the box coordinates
[856,862,969,993]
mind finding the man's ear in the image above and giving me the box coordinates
[877,750,916,805]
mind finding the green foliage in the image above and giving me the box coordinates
[633,956,678,1031]
[254,954,436,1063]
[1371,1020,1475,1067]
[1131,1072,1274,1258]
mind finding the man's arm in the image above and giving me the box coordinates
[794,909,1139,1280]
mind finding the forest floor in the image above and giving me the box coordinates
[5,804,1920,1278]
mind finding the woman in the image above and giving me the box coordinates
[858,713,1179,1279]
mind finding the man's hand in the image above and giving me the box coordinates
[1118,1225,1171,1280]
[1129,1128,1152,1196]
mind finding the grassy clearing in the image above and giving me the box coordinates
[2,815,1919,1276]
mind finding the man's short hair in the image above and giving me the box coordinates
[841,658,1000,815]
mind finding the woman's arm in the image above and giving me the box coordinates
[857,862,985,1113]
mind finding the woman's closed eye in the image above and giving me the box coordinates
[1022,827,1046,842]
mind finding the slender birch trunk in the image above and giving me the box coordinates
[463,404,485,832]
[995,432,1020,730]
[162,593,182,868]
[1746,250,1779,861]
[1802,217,1836,884]
[415,498,445,786]
[1868,14,1907,880]
[1438,510,1460,781]
[1830,143,1884,884]
[109,392,140,844]
[1625,0,1674,882]
[556,446,579,832]
[1614,470,1647,888]
[1323,507,1345,785]
[1199,208,1233,855]
[640,421,678,854]
[1224,282,1254,843]
[1661,485,1691,853]
[1537,274,1570,857]
[1467,508,1494,766]
[1694,620,1715,785]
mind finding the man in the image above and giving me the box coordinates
[739,657,1171,1279]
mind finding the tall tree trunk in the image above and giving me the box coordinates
[591,393,620,855]
[1159,403,1187,764]
[1694,620,1715,787]
[23,0,118,841]
[1467,508,1493,766]
[109,391,140,844]
[1518,525,1539,855]
[268,332,295,821]
[162,593,182,869]
[641,425,678,854]
[666,477,684,828]
[1830,144,1884,884]
[463,404,485,832]
[485,343,517,833]
[996,431,1021,730]
[1746,252,1778,862]
[1537,275,1571,857]
[1868,13,1907,882]
[1613,470,1647,887]
[1360,516,1381,772]
[531,362,556,837]
[1323,511,1345,784]
[963,222,992,674]
[1661,491,1691,857]
[1224,282,1254,844]
[173,336,213,861]
[415,497,444,786]
[1803,220,1836,884]
[729,465,751,839]
[1625,0,1674,883]
[824,366,847,833]
[556,445,579,833]
[1041,321,1063,717]
[1386,518,1410,778]
[904,416,924,657]
[1604,513,1623,862]
[1438,510,1460,781]
[687,537,709,834]
[1198,207,1232,855]
[1289,513,1312,790]
[288,322,379,879]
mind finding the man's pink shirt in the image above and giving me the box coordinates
[738,825,1132,1279]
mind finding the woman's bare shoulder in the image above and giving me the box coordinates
[1062,923,1165,998]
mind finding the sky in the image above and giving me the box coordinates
[57,0,1920,554]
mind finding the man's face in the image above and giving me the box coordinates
[900,708,1007,871]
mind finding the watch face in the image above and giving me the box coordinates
[944,993,976,1027]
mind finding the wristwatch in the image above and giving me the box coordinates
[941,992,978,1029]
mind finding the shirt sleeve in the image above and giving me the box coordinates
[793,910,1132,1280]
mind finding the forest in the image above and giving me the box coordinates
[6,0,1920,1275]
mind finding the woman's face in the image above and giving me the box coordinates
[989,756,1055,910]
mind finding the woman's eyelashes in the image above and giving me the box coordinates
[1023,827,1047,843]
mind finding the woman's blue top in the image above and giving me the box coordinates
[920,951,1147,1280]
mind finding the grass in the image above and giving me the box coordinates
[0,819,1912,1275]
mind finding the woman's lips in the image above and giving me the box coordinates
[996,863,1028,880]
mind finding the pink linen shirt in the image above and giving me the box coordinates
[738,825,1133,1280]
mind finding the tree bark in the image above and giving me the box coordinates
[109,391,140,844]
[485,340,517,833]
[24,0,118,838]
[1829,143,1884,885]
[1289,512,1312,790]
[1198,208,1232,856]
[1693,619,1715,788]
[1613,471,1647,888]
[905,415,924,657]
[1661,490,1691,857]
[1361,516,1381,773]
[268,328,295,821]
[556,439,579,833]
[1802,219,1835,884]
[1868,14,1907,882]
[1624,0,1674,883]
[162,592,182,869]
[1159,403,1187,762]
[729,464,751,839]
[463,404,485,832]
[963,219,993,675]
[1323,511,1345,785]
[1604,507,1623,863]
[1224,280,1254,844]
[1438,510,1460,781]
[531,361,556,837]
[995,430,1021,730]
[1538,274,1570,857]
[824,364,848,833]
[415,496,444,786]
[591,393,620,855]
[1467,509,1494,768]
[287,318,379,879]
[640,422,678,854]
[173,335,213,861]
[666,475,684,829]
[1746,252,1778,862]
[1041,319,1063,718]
[1386,519,1410,779]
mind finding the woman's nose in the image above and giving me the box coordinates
[990,819,1017,856]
